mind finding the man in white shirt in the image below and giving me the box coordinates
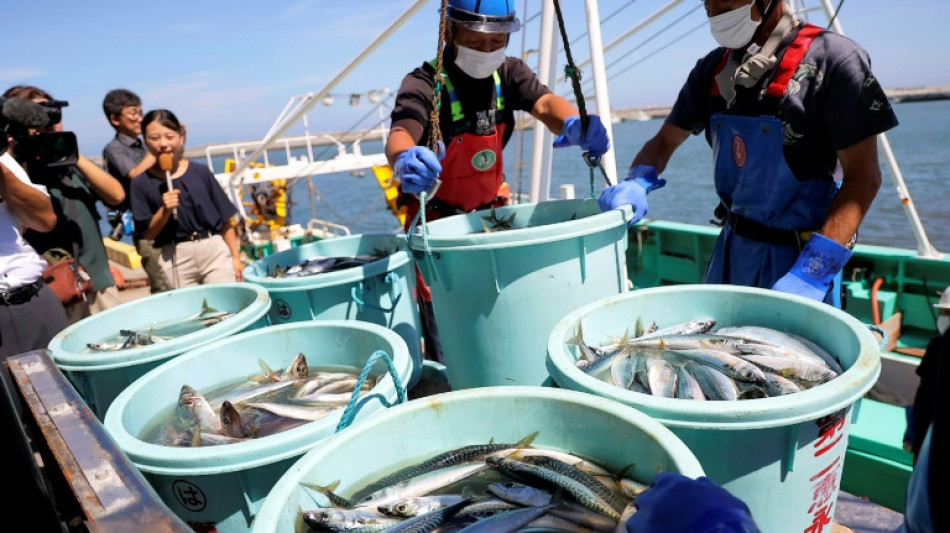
[0,151,67,360]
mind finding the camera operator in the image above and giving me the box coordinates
[3,85,125,324]
[0,132,67,359]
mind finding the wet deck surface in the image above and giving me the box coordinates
[835,491,904,533]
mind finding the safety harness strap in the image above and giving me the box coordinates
[765,23,822,99]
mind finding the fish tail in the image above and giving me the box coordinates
[299,480,355,508]
[517,430,540,448]
[201,298,220,315]
[567,320,585,346]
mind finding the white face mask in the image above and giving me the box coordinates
[455,45,506,79]
[938,315,950,335]
[709,2,761,48]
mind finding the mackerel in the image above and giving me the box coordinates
[673,364,706,400]
[668,348,766,384]
[521,456,627,512]
[358,462,493,510]
[486,455,621,520]
[685,363,738,401]
[737,353,838,384]
[352,432,538,502]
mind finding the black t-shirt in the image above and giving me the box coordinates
[666,26,899,182]
[129,162,237,247]
[390,50,551,148]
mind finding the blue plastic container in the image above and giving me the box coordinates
[546,285,882,533]
[47,282,271,419]
[103,320,411,533]
[243,233,423,388]
[249,386,705,532]
[408,199,632,389]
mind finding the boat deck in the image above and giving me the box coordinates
[835,491,904,532]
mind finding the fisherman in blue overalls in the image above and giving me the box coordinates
[601,0,898,309]
[605,1,898,530]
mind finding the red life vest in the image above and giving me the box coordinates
[400,65,509,230]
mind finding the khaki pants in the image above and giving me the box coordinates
[159,234,236,289]
[135,236,169,293]
[65,285,122,325]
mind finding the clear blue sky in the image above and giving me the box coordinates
[3,0,945,157]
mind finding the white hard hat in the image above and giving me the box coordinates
[936,287,950,310]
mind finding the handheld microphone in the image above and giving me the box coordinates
[1,97,51,129]
[159,152,178,220]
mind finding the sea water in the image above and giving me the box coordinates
[134,99,947,253]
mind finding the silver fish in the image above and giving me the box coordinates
[645,354,677,398]
[177,385,221,433]
[486,455,621,520]
[673,364,706,400]
[669,348,766,384]
[685,363,739,401]
[737,353,838,384]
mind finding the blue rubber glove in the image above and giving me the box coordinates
[597,165,666,227]
[771,233,853,302]
[626,473,761,533]
[394,146,442,194]
[552,115,610,157]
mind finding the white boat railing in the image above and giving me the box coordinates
[816,0,942,259]
[526,0,942,258]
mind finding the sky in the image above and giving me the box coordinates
[2,0,947,158]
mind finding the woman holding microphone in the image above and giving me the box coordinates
[130,109,243,288]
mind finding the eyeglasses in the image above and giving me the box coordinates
[121,110,143,120]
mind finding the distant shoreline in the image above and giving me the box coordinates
[88,93,944,167]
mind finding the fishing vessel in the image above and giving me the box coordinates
[187,2,940,519]
[4,1,942,531]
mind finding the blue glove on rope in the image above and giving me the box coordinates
[553,115,611,157]
[598,165,666,227]
[626,473,761,533]
[394,146,442,194]
[772,233,853,302]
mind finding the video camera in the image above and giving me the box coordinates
[0,97,78,168]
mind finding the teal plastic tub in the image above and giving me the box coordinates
[248,386,705,532]
[546,285,882,533]
[102,320,411,533]
[47,282,271,419]
[243,233,422,388]
[408,199,632,389]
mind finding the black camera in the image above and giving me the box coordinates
[0,97,78,168]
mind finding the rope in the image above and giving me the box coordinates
[408,190,433,256]
[552,0,609,197]
[866,324,889,352]
[407,0,450,247]
[335,349,407,433]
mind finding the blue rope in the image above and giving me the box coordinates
[335,349,407,433]
[408,190,433,256]
[583,153,611,199]
[866,324,889,352]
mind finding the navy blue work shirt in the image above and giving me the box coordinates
[129,162,237,247]
[102,133,146,211]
